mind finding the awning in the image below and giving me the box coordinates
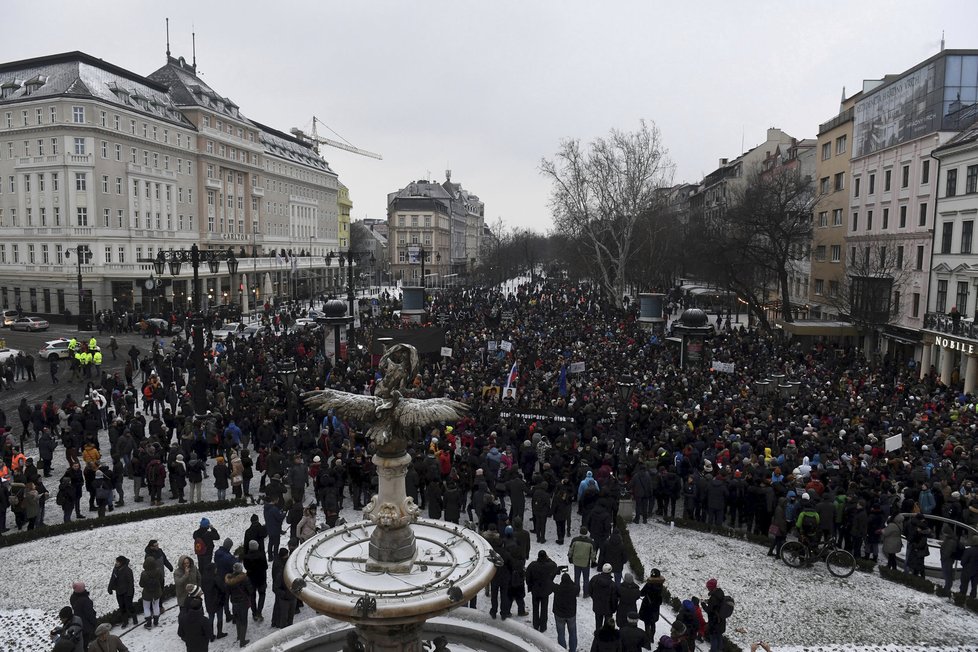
[882,331,921,346]
[778,320,859,336]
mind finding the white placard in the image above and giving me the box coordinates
[487,341,498,351]
[500,340,513,352]
[713,361,735,374]
[440,347,453,358]
[569,362,586,374]
[885,433,903,452]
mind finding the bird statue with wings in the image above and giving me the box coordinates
[302,342,468,454]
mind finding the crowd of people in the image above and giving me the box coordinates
[3,276,978,651]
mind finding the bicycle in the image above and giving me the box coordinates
[780,539,856,577]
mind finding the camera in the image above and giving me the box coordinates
[558,565,569,573]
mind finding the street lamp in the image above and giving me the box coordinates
[326,249,375,349]
[154,245,238,416]
[64,245,93,331]
[277,360,298,431]
[616,375,636,458]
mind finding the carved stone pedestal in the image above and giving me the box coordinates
[363,452,420,573]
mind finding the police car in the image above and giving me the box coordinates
[38,338,73,361]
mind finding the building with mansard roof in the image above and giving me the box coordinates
[0,50,346,319]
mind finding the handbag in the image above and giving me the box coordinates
[768,523,781,537]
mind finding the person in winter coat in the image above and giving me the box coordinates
[174,555,202,607]
[525,549,559,632]
[263,500,286,562]
[87,621,130,652]
[848,500,869,559]
[959,535,978,598]
[243,540,269,620]
[531,479,552,543]
[139,556,165,628]
[882,514,904,570]
[587,503,614,551]
[107,556,138,627]
[270,547,297,629]
[630,464,654,525]
[50,606,84,652]
[615,573,641,630]
[599,531,627,584]
[213,457,230,501]
[908,514,933,577]
[297,505,318,542]
[552,572,579,652]
[704,578,726,652]
[193,518,221,565]
[225,562,253,647]
[639,569,665,640]
[177,584,210,652]
[200,561,228,642]
[590,619,622,652]
[589,564,619,630]
[551,479,575,544]
[69,582,97,648]
[766,496,789,558]
[620,612,651,652]
[569,526,597,597]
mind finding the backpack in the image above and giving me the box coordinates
[194,537,207,556]
[800,512,818,536]
[718,594,735,619]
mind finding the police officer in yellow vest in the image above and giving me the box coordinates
[71,351,83,381]
[80,350,92,379]
[88,337,97,351]
[68,337,78,353]
[92,349,102,377]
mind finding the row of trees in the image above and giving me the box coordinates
[476,122,910,333]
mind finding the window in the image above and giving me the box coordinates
[39,207,45,225]
[896,205,906,229]
[115,144,121,161]
[130,119,136,135]
[902,164,910,188]
[948,168,958,197]
[11,245,17,263]
[101,140,108,158]
[815,245,826,261]
[41,244,49,264]
[117,210,124,228]
[55,245,62,264]
[919,202,928,227]
[37,139,44,155]
[814,279,825,295]
[835,135,847,155]
[833,208,843,226]
[104,246,112,263]
[73,138,86,155]
[882,208,889,229]
[818,211,828,227]
[963,220,974,254]
[957,281,970,314]
[866,210,873,230]
[834,172,844,192]
[28,244,35,264]
[116,177,122,194]
[830,245,841,262]
[921,159,930,184]
[893,290,900,315]
[942,222,954,253]
[916,245,925,271]
[854,177,861,198]
[72,106,85,124]
[23,175,31,193]
[54,207,60,225]
[51,138,58,155]
[819,177,830,194]
[864,246,871,266]
[116,247,125,264]
[869,173,876,194]
[8,176,13,193]
[851,212,858,231]
[912,292,920,318]
[75,173,86,191]
[822,142,831,160]
[896,245,904,269]
[884,169,892,191]
[967,165,978,194]
[76,207,88,226]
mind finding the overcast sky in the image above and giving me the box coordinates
[5,1,977,233]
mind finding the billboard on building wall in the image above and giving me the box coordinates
[854,62,942,157]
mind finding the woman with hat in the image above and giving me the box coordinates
[639,568,665,639]
[174,555,202,608]
[88,622,129,652]
[177,584,210,652]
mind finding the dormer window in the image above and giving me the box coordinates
[1,80,22,99]
[22,75,45,96]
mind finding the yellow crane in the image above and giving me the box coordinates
[290,116,382,160]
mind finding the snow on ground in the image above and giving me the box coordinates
[628,521,978,651]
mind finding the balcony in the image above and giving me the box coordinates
[200,126,264,154]
[923,311,978,340]
[251,186,264,197]
[67,153,93,166]
[127,163,177,180]
[205,177,222,190]
[14,154,63,169]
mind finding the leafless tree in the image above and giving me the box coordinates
[824,240,914,333]
[703,168,817,327]
[541,121,673,306]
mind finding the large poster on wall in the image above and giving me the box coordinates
[854,61,941,157]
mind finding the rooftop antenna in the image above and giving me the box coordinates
[166,18,171,57]
[941,30,945,52]
[192,26,197,72]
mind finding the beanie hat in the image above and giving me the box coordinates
[116,556,129,564]
[801,493,811,501]
[649,568,661,578]
[706,578,718,590]
[186,584,203,599]
[580,526,588,535]
[233,562,244,573]
[222,538,233,550]
[72,582,86,593]
[659,635,674,649]
[251,514,260,523]
[504,526,514,537]
[313,456,321,463]
[682,599,694,610]
[602,563,612,573]
[624,572,634,584]
[200,517,210,527]
[249,540,259,551]
[627,612,639,623]
[952,491,961,499]
[58,606,73,621]
[95,623,112,636]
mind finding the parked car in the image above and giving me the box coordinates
[38,338,72,361]
[10,316,50,332]
[1,309,19,327]
[0,347,23,364]
[212,323,242,341]
[293,318,321,332]
[144,318,180,335]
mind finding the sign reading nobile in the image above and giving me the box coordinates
[935,335,977,355]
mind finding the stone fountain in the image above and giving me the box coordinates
[267,344,557,652]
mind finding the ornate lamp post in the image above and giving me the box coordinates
[154,246,238,416]
[326,249,375,350]
[616,374,636,459]
[277,359,298,430]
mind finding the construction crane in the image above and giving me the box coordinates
[290,116,382,160]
